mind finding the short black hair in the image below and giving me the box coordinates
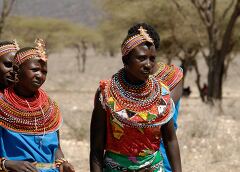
[127,22,160,50]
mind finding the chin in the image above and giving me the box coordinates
[142,75,150,81]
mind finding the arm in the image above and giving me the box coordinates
[90,89,107,172]
[161,119,182,172]
[55,127,75,172]
[55,131,65,159]
[170,79,183,105]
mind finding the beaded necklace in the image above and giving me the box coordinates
[109,68,161,112]
[0,87,62,134]
[25,99,46,148]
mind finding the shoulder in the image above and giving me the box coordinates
[153,62,183,91]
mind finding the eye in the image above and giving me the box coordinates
[3,62,12,68]
[31,68,40,72]
[137,56,146,61]
[150,56,156,62]
[42,70,48,75]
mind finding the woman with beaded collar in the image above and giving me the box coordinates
[0,39,75,172]
[128,23,183,172]
[0,40,19,92]
[90,24,182,171]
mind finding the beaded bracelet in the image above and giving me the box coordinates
[55,158,68,168]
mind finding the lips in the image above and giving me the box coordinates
[142,70,150,75]
[32,80,42,87]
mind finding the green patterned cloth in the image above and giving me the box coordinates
[104,151,165,172]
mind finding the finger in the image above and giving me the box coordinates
[26,162,38,172]
[66,164,75,172]
[59,164,63,172]
[31,162,37,166]
[69,164,75,172]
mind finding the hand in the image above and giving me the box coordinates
[59,161,75,172]
[5,160,38,172]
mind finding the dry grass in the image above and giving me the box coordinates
[44,49,240,172]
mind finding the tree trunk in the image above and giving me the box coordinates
[207,51,224,102]
[192,59,205,102]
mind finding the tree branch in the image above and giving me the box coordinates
[171,0,206,51]
[221,0,235,20]
[220,0,240,62]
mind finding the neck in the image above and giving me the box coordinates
[13,86,36,98]
[0,84,5,92]
[123,68,146,86]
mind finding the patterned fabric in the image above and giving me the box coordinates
[99,69,175,171]
[153,62,183,91]
[104,151,164,172]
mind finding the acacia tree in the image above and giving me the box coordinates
[0,0,15,38]
[190,0,240,102]
[98,0,240,103]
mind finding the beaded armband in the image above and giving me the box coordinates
[0,158,8,172]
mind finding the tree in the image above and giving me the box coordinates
[0,0,15,38]
[97,0,240,103]
[190,0,240,102]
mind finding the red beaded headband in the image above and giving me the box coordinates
[13,38,47,66]
[121,26,154,57]
[0,40,19,57]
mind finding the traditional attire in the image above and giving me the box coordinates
[99,69,175,172]
[0,87,62,172]
[153,62,183,172]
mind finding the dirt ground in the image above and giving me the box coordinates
[44,49,240,172]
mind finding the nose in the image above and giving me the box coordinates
[35,71,44,80]
[144,58,152,69]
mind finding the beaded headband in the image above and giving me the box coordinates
[0,40,20,57]
[13,38,47,66]
[121,26,154,57]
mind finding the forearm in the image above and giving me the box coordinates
[55,131,65,159]
[90,150,104,172]
[55,146,65,159]
[163,138,182,172]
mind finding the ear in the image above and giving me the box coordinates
[13,65,20,83]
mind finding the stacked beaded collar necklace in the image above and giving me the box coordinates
[0,87,62,134]
[109,68,161,112]
[101,69,175,128]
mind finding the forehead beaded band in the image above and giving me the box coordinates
[121,26,154,57]
[13,38,47,66]
[0,40,20,57]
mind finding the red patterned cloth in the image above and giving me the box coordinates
[99,73,174,157]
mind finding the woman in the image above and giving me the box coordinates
[0,40,19,91]
[128,23,183,172]
[0,39,74,172]
[90,24,182,171]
